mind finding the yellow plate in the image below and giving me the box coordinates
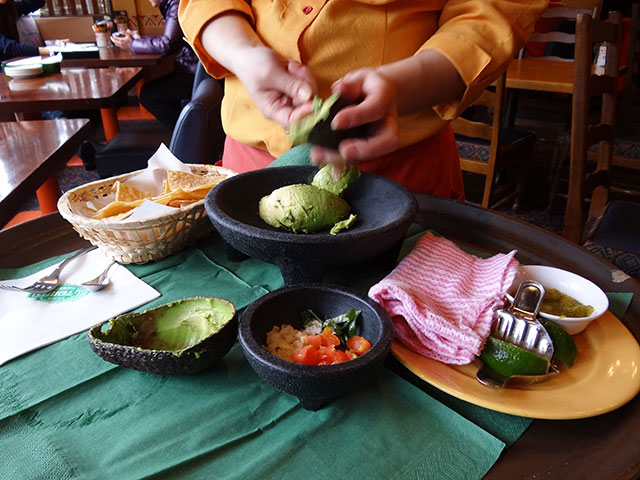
[391,311,640,419]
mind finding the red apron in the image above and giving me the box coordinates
[222,125,464,199]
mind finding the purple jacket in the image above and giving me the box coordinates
[129,0,197,74]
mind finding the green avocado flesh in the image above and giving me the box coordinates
[95,297,235,352]
[259,183,351,233]
[289,93,339,146]
[312,164,361,196]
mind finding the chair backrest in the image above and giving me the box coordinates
[451,72,506,208]
[520,0,603,60]
[563,10,624,243]
[621,2,640,111]
[169,74,225,165]
[33,16,96,43]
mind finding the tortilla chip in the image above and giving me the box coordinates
[92,198,146,219]
[113,181,153,203]
[167,170,212,191]
[167,199,199,208]
[90,169,230,220]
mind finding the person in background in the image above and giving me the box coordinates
[0,0,48,61]
[111,0,199,131]
[178,1,548,197]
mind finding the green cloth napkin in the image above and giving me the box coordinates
[1,227,630,479]
[1,342,504,480]
[1,235,507,480]
[269,143,313,167]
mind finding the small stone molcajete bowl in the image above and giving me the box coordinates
[239,284,393,410]
[205,165,418,285]
[88,297,237,375]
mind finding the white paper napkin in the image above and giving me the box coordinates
[126,143,191,195]
[0,249,161,366]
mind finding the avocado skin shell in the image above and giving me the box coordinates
[88,297,238,375]
[307,97,369,150]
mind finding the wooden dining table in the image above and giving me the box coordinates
[0,67,143,141]
[60,47,175,115]
[60,47,168,69]
[0,118,91,228]
[505,58,575,94]
[0,195,638,479]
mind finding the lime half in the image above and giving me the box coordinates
[480,336,550,378]
[540,318,579,367]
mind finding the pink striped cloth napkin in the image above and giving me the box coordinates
[368,232,519,365]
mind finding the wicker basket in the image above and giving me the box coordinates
[57,164,236,264]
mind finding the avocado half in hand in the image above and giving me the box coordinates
[289,94,368,150]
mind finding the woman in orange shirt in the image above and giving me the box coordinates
[178,1,548,197]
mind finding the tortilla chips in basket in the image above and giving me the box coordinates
[58,165,236,264]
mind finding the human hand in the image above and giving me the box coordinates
[110,31,132,50]
[232,46,316,127]
[310,67,398,169]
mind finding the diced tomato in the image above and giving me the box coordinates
[329,349,349,364]
[316,345,335,365]
[344,349,358,361]
[322,327,341,347]
[290,332,371,365]
[290,345,321,365]
[346,336,372,356]
[304,334,324,347]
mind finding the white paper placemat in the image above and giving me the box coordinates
[0,249,161,366]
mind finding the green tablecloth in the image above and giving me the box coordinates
[1,231,540,480]
[1,148,632,478]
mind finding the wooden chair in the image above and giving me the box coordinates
[548,6,640,211]
[506,0,604,131]
[520,0,602,61]
[566,10,640,277]
[452,72,536,211]
[620,1,640,113]
[563,10,626,241]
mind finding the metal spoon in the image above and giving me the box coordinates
[81,261,117,291]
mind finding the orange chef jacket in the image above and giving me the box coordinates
[178,0,548,195]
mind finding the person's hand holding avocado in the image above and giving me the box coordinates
[310,50,466,172]
[200,12,317,127]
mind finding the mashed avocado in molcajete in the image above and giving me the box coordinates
[312,164,361,196]
[94,297,235,352]
[259,183,351,233]
[259,164,360,234]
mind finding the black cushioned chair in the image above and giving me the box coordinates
[81,63,225,178]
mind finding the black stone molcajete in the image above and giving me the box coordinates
[238,284,393,410]
[204,165,418,285]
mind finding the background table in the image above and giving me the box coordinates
[61,48,168,69]
[506,58,575,94]
[0,67,143,140]
[0,119,91,227]
[0,195,638,479]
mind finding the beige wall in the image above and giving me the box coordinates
[34,16,95,42]
[111,0,164,36]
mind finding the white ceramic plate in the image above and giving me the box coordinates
[4,64,43,78]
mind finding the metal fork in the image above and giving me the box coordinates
[0,246,95,293]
